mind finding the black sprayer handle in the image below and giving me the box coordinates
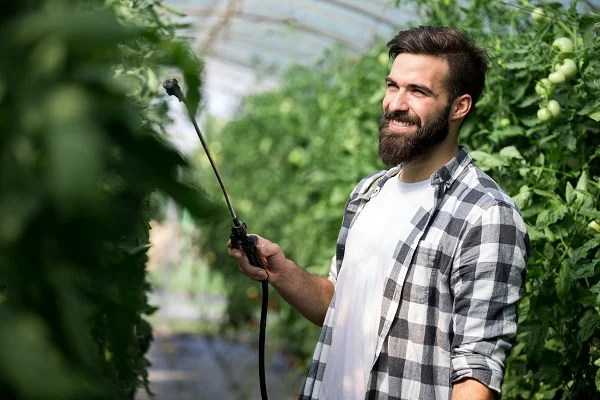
[230,219,268,280]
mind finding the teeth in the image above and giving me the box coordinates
[392,120,414,127]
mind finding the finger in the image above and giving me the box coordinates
[255,242,280,258]
[237,256,268,281]
[227,247,242,259]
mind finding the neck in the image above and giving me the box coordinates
[398,141,459,183]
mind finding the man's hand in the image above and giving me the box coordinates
[227,234,291,285]
[226,235,334,326]
[452,378,496,400]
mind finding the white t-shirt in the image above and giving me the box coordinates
[319,175,435,399]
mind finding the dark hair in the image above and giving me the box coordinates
[387,26,489,116]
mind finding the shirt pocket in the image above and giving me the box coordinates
[401,242,441,304]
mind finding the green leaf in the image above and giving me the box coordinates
[518,93,540,108]
[499,145,523,159]
[571,261,597,280]
[578,310,600,343]
[513,185,532,210]
[490,126,525,140]
[532,188,557,198]
[525,323,548,362]
[589,107,600,122]
[566,182,574,203]
[556,261,571,304]
[518,296,530,323]
[576,170,588,192]
[526,224,546,241]
[579,209,600,219]
[504,60,529,70]
[536,202,568,229]
[470,150,508,171]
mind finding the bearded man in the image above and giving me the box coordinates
[228,26,529,400]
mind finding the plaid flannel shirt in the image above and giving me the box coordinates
[300,147,529,400]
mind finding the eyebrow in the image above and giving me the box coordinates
[385,77,436,96]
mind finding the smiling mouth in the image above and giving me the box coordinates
[390,120,417,129]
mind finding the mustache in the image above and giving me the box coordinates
[381,110,421,127]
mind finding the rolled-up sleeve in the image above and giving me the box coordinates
[450,202,529,393]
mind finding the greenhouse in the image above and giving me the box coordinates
[1,0,599,399]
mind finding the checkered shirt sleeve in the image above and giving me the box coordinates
[450,201,528,392]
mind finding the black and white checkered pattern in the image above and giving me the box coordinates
[300,147,529,400]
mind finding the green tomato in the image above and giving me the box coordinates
[537,107,552,122]
[535,78,554,97]
[552,37,574,53]
[532,7,550,24]
[500,118,511,127]
[547,100,561,117]
[555,58,577,79]
[548,71,566,85]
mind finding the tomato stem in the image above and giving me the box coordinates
[557,20,574,37]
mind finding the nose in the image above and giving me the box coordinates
[387,90,409,112]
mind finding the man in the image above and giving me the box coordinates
[228,26,529,400]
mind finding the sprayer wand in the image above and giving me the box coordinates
[163,78,269,400]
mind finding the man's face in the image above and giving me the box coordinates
[379,53,453,167]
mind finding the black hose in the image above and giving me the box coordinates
[259,280,269,400]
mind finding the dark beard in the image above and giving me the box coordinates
[378,104,451,167]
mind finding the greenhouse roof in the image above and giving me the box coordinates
[165,0,416,119]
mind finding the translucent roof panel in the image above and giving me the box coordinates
[165,0,416,120]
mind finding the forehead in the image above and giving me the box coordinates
[388,53,449,93]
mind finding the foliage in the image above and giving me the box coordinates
[0,0,215,399]
[196,0,600,398]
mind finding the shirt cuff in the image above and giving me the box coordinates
[451,351,504,394]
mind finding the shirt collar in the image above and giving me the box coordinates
[430,145,472,188]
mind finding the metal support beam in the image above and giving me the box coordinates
[314,0,400,28]
[199,0,239,53]
[183,8,365,51]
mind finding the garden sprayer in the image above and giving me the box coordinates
[163,78,270,400]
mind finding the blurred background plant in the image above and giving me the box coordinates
[0,0,215,399]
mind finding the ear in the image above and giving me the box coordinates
[450,94,472,121]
